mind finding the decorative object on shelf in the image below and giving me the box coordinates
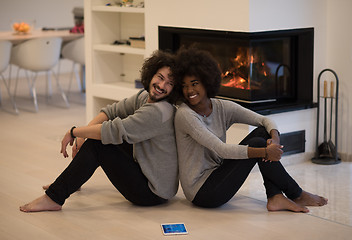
[112,39,130,45]
[112,37,145,49]
[135,79,143,88]
[312,69,341,165]
[113,0,144,8]
[114,0,133,7]
[122,0,133,7]
[70,7,84,33]
[135,1,144,8]
[129,36,145,48]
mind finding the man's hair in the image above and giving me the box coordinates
[140,50,177,103]
[174,46,222,99]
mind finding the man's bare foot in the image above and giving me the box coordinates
[267,193,309,213]
[42,184,80,191]
[19,194,62,213]
[293,190,328,206]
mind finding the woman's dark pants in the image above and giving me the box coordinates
[192,126,302,208]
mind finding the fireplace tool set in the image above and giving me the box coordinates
[312,69,340,164]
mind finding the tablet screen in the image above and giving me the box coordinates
[161,223,188,235]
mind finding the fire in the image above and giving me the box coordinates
[221,47,270,90]
[222,74,249,90]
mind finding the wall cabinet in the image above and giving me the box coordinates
[85,0,145,120]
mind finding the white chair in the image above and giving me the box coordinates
[61,37,85,94]
[0,40,18,114]
[10,37,69,112]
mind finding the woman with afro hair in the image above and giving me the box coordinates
[174,47,327,212]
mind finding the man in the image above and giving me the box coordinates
[20,50,179,212]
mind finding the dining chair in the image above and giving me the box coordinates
[61,36,85,94]
[0,40,18,114]
[10,37,69,112]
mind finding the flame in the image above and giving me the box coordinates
[222,75,250,90]
[221,48,270,90]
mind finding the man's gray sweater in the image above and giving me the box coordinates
[100,90,178,200]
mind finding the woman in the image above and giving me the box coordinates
[20,50,179,212]
[174,47,327,212]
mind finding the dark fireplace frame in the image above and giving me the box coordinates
[159,26,316,115]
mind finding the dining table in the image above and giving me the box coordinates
[0,29,83,45]
[0,29,85,99]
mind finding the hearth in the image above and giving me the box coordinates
[159,26,316,115]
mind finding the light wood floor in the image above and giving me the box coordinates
[0,74,351,239]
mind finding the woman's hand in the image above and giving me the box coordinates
[61,131,74,158]
[263,129,282,162]
[265,143,283,162]
[267,138,280,146]
[268,129,281,146]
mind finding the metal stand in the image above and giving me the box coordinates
[312,69,341,164]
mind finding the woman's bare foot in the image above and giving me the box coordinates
[19,194,62,213]
[267,193,309,213]
[293,190,328,207]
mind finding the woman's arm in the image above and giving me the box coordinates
[268,129,281,145]
[175,106,249,160]
[247,129,283,162]
[224,100,283,161]
[247,143,283,162]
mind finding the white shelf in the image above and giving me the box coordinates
[93,44,145,55]
[92,6,145,13]
[91,82,141,102]
[86,0,146,119]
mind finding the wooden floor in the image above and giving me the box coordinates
[0,74,351,239]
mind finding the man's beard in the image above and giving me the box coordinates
[149,84,169,102]
[149,92,169,102]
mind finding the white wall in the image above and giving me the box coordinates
[326,0,352,161]
[146,0,351,161]
[0,0,83,31]
[145,0,250,55]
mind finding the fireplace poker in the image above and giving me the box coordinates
[318,81,330,158]
[312,69,340,165]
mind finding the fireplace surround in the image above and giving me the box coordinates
[159,26,315,115]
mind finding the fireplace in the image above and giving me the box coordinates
[159,26,315,115]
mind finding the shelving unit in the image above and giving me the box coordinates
[85,0,146,120]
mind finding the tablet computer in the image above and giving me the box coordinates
[161,223,188,235]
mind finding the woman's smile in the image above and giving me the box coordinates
[188,93,198,99]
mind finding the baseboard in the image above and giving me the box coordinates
[340,152,352,162]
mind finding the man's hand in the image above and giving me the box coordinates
[61,131,74,158]
[72,137,85,159]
